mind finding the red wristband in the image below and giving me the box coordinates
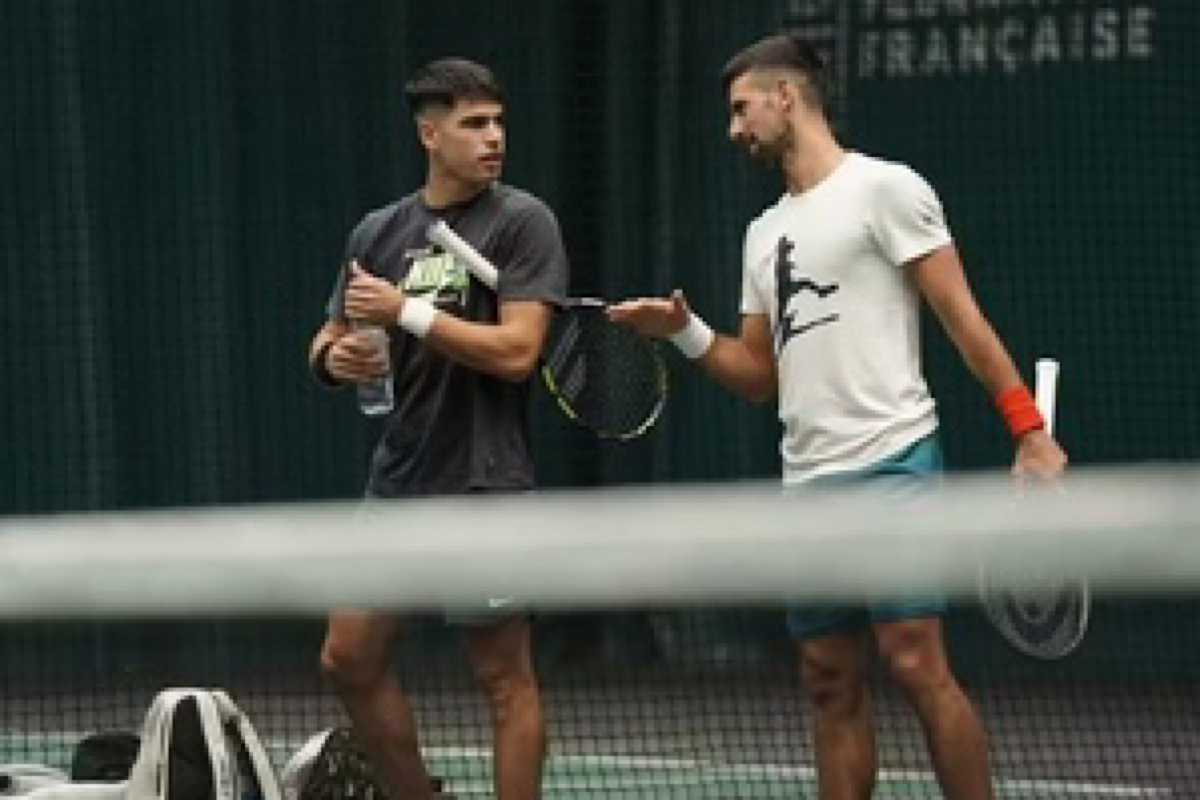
[995,385,1044,437]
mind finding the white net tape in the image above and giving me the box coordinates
[0,466,1196,617]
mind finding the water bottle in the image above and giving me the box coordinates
[354,323,394,416]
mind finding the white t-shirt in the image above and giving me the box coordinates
[740,152,950,484]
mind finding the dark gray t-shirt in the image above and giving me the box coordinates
[327,183,569,497]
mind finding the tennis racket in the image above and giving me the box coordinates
[427,220,668,441]
[978,358,1091,660]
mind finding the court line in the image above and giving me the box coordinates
[428,746,1173,798]
[1,736,1172,798]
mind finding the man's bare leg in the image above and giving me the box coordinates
[322,610,438,800]
[799,631,876,800]
[465,615,546,800]
[874,617,992,800]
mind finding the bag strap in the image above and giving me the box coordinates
[190,692,235,800]
[209,691,282,800]
[127,688,193,800]
[125,688,282,800]
[127,689,227,800]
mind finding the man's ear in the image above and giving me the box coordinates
[777,78,800,113]
[415,115,438,149]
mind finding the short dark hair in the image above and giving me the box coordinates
[720,31,830,113]
[403,58,505,116]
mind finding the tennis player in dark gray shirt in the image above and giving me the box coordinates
[308,58,568,800]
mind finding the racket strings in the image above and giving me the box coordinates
[980,564,1090,659]
[543,308,665,438]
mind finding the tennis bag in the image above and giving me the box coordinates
[70,733,141,783]
[0,766,70,797]
[280,728,448,800]
[124,688,281,800]
[2,772,121,800]
[7,689,279,800]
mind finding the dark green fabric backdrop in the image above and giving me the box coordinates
[4,0,1195,513]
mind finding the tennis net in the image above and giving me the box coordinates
[1,468,1197,798]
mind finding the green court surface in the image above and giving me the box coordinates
[4,736,1170,799]
[425,748,1171,798]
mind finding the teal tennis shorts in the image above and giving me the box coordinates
[784,433,947,640]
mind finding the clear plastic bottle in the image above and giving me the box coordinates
[354,323,394,416]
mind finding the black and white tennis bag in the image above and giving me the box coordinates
[12,689,280,800]
[124,688,281,800]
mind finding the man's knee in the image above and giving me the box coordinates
[467,621,541,716]
[320,613,398,694]
[875,619,952,696]
[800,642,869,717]
[477,661,540,715]
[321,638,387,695]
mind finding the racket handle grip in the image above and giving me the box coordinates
[427,221,500,290]
[1034,358,1059,437]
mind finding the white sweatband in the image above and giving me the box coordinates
[668,312,715,360]
[397,297,439,338]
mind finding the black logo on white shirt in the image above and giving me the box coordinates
[775,236,839,351]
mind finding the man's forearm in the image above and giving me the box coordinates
[946,312,1025,397]
[698,335,777,403]
[422,313,542,383]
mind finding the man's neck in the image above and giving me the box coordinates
[421,172,489,209]
[783,127,846,195]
